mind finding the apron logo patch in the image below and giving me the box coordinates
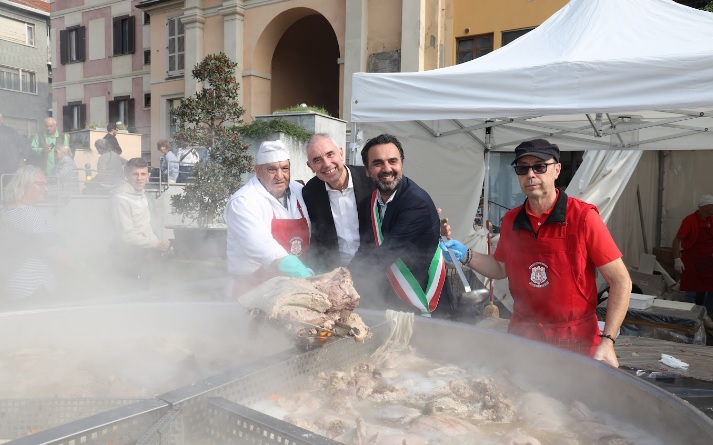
[289,236,303,256]
[529,262,550,288]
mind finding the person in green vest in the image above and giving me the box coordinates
[30,117,69,174]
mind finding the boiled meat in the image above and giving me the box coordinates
[238,267,370,341]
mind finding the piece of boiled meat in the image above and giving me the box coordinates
[238,267,370,341]
[501,428,543,445]
[408,414,480,435]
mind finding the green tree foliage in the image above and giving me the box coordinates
[170,53,253,226]
[704,1,713,12]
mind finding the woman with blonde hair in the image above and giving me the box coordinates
[1,165,59,302]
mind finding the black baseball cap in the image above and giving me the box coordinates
[511,139,560,165]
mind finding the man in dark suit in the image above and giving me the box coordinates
[349,134,447,317]
[302,134,375,273]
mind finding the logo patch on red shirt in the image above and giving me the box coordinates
[529,262,550,288]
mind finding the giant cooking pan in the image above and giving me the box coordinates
[3,307,713,444]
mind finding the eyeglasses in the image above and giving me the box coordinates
[513,162,557,176]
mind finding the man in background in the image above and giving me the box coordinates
[224,140,312,297]
[157,139,179,184]
[30,117,69,174]
[110,158,172,284]
[302,134,374,273]
[673,194,713,316]
[104,123,123,155]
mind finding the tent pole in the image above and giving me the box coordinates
[483,124,492,236]
[349,122,359,165]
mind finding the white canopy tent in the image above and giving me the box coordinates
[350,0,713,261]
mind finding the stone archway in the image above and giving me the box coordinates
[270,14,340,118]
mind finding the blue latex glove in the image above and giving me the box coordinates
[277,255,314,278]
[439,239,468,264]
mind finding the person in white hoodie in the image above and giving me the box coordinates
[110,157,172,283]
[224,140,312,297]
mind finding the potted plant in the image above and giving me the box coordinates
[169,52,254,258]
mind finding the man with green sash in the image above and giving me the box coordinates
[349,134,446,317]
[30,117,69,175]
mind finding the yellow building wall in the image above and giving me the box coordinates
[452,0,567,63]
[367,0,402,54]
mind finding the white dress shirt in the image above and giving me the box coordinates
[326,166,360,264]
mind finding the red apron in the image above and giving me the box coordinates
[681,215,713,291]
[233,201,310,297]
[506,199,601,356]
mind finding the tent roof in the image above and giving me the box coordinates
[352,0,713,124]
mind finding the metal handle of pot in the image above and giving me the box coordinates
[441,235,472,293]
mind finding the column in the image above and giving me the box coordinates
[342,0,368,123]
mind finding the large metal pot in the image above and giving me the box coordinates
[0,301,294,441]
[4,307,713,444]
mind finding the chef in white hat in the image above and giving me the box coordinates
[672,194,713,314]
[225,139,312,296]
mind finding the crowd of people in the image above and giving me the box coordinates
[5,122,713,363]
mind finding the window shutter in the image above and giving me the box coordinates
[128,16,136,54]
[77,26,86,61]
[113,18,120,56]
[59,29,68,65]
[127,98,135,129]
[62,105,72,132]
[79,104,87,130]
[108,99,117,124]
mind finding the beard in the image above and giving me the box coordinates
[371,172,402,196]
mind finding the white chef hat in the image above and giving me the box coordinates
[698,195,713,207]
[256,140,289,165]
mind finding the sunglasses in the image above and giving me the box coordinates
[513,162,557,176]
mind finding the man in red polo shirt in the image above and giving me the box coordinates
[672,195,713,316]
[442,139,631,368]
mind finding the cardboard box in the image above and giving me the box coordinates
[628,268,667,297]
[629,293,655,310]
[652,246,677,278]
[653,246,675,264]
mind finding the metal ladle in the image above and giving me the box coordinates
[441,236,489,304]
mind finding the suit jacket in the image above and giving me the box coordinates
[349,176,442,313]
[302,165,374,272]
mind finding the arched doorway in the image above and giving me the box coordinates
[270,14,340,118]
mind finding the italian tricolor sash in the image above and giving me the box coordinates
[371,192,445,316]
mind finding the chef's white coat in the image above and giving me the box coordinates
[224,175,310,276]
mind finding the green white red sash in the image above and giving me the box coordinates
[371,191,445,316]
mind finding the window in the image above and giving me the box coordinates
[0,16,35,46]
[456,34,493,64]
[62,102,86,132]
[167,17,184,77]
[502,28,533,46]
[60,26,86,64]
[26,23,35,46]
[109,96,135,129]
[144,13,151,25]
[144,93,151,108]
[113,16,136,56]
[168,98,182,138]
[0,65,37,93]
[144,49,151,65]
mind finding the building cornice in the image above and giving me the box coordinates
[52,69,151,89]
[136,0,184,15]
[0,0,50,18]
